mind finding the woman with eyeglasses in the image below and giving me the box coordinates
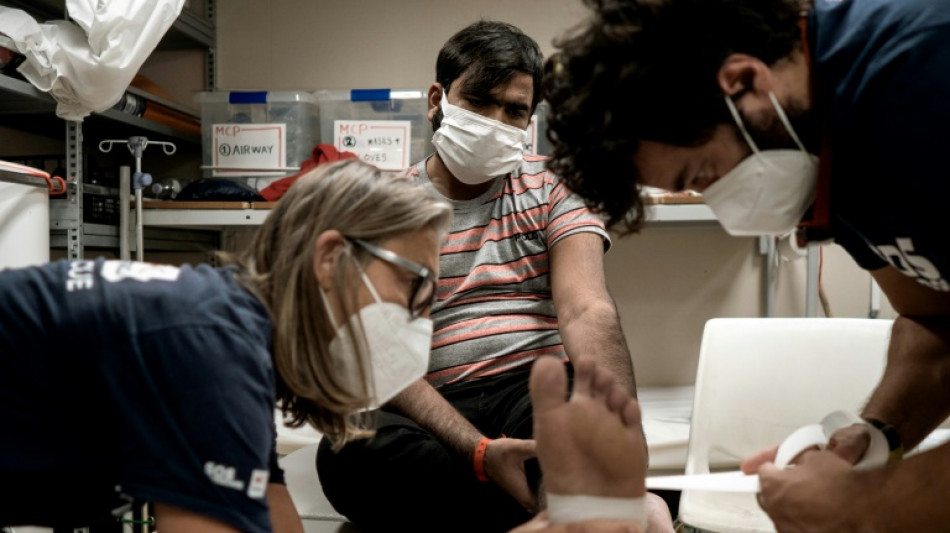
[0,160,452,533]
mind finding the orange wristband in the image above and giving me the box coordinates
[473,437,492,482]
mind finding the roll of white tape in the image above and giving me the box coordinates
[773,410,890,471]
[774,424,828,468]
[645,410,891,493]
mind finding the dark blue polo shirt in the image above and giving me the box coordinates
[812,0,950,292]
[0,259,282,532]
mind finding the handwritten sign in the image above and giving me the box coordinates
[211,123,286,176]
[334,120,411,171]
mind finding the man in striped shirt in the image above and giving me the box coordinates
[317,21,670,533]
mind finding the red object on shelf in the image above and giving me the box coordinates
[259,144,358,202]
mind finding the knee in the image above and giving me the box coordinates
[316,425,450,488]
[645,491,675,533]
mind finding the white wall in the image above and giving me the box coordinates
[213,0,896,386]
[606,225,895,385]
[216,0,588,91]
[0,126,64,156]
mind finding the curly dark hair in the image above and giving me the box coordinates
[543,0,802,234]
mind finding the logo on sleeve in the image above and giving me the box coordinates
[204,462,269,499]
[66,260,97,292]
[247,469,269,499]
[101,261,180,283]
[204,461,245,491]
[872,237,948,292]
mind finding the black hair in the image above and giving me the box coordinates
[434,20,544,129]
[543,0,802,234]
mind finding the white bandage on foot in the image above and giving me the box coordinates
[546,492,646,531]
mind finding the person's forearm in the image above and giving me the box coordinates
[559,300,646,465]
[387,378,485,460]
[860,442,950,530]
[862,316,950,448]
[560,299,637,397]
[267,483,304,533]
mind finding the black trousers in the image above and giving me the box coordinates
[317,365,570,533]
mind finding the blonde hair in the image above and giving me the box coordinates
[234,160,451,446]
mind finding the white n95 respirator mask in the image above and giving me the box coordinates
[701,92,818,237]
[320,272,432,409]
[432,92,528,185]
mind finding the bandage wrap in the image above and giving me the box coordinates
[547,492,646,531]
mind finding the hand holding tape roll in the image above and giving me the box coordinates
[646,410,891,493]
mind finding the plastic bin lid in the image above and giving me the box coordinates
[194,90,317,104]
[314,89,426,102]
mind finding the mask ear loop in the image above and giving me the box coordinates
[319,243,378,330]
[768,91,808,153]
[352,256,385,305]
[723,95,762,155]
[318,287,341,330]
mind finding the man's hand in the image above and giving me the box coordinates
[740,444,780,475]
[824,423,873,465]
[485,437,539,512]
[757,450,870,533]
[741,422,873,474]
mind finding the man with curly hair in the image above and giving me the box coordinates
[544,0,950,530]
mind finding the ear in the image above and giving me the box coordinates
[426,82,444,122]
[313,229,346,292]
[717,53,774,98]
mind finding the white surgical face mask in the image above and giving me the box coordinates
[701,92,818,236]
[431,92,527,185]
[321,269,432,409]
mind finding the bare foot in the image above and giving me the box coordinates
[530,356,646,499]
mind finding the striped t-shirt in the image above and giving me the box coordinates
[406,155,610,388]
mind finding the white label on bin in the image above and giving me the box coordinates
[212,123,287,176]
[334,120,411,171]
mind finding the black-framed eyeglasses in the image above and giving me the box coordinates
[350,238,437,319]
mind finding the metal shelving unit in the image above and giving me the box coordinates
[0,0,217,259]
[648,203,716,224]
[141,205,273,229]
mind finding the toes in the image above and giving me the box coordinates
[591,365,616,400]
[571,357,596,398]
[606,385,629,413]
[530,356,569,416]
[621,398,643,429]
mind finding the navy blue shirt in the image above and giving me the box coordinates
[0,259,282,532]
[812,0,950,292]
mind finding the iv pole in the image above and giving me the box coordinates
[99,137,176,261]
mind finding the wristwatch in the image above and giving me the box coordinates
[863,417,904,464]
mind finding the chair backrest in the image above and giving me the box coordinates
[685,317,893,475]
[278,443,349,524]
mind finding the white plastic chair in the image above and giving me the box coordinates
[679,318,893,533]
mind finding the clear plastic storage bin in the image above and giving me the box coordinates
[194,91,320,178]
[315,89,433,171]
[528,101,552,156]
